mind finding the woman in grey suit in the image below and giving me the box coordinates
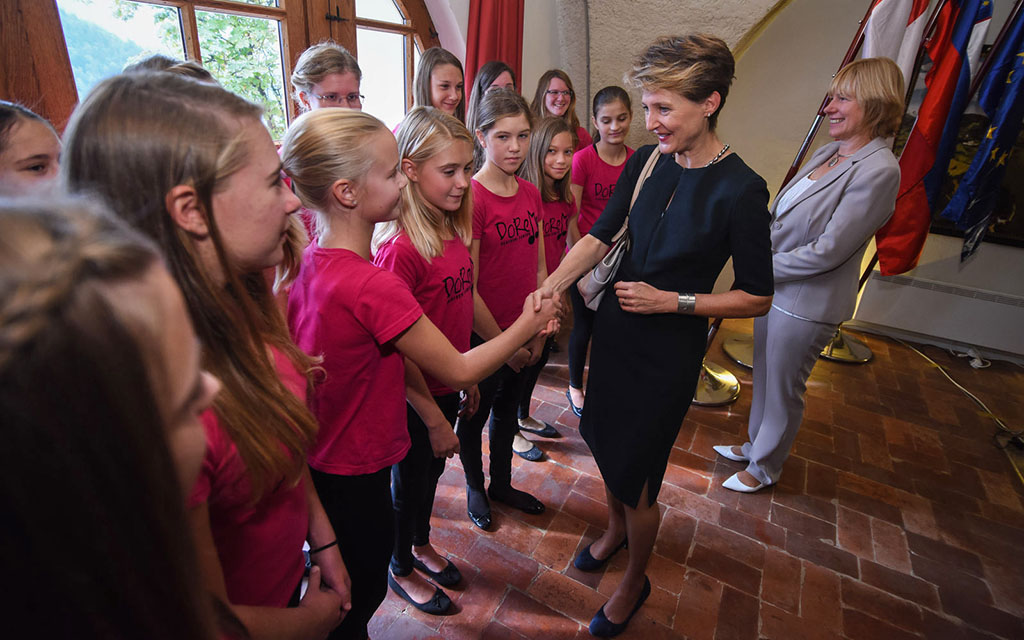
[714,57,904,492]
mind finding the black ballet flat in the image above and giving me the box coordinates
[412,557,462,587]
[488,486,545,515]
[387,572,452,615]
[565,389,583,417]
[466,486,492,530]
[573,538,627,571]
[588,576,651,637]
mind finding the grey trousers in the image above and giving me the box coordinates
[741,306,835,485]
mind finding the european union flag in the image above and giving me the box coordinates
[941,8,1024,260]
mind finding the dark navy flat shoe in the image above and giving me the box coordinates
[588,576,651,637]
[573,538,627,571]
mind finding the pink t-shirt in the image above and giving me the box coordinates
[571,143,635,236]
[374,233,474,396]
[188,348,309,608]
[288,246,421,475]
[575,125,593,152]
[472,177,542,330]
[540,199,573,276]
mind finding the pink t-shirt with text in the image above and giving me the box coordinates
[288,246,421,475]
[374,233,474,396]
[188,348,309,608]
[472,177,542,330]
[571,143,635,236]
[540,199,573,276]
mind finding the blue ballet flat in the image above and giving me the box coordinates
[589,576,651,637]
[573,538,627,571]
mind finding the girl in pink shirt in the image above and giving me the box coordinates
[281,109,557,636]
[515,116,577,439]
[530,69,593,152]
[413,47,465,121]
[63,72,349,640]
[373,106,477,611]
[566,86,635,416]
[457,88,550,530]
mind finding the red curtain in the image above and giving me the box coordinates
[464,0,525,93]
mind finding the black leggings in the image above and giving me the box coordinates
[456,334,523,492]
[517,337,553,419]
[390,393,459,576]
[311,466,393,640]
[568,282,595,390]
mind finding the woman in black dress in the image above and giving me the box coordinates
[535,35,774,637]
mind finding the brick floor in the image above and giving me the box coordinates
[369,319,1024,639]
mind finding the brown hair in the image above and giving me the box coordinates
[414,47,465,122]
[374,106,474,259]
[530,69,581,139]
[0,198,219,639]
[61,72,318,501]
[291,40,362,111]
[829,57,905,139]
[627,34,735,131]
[466,60,516,135]
[0,101,55,155]
[520,116,573,204]
[473,87,532,171]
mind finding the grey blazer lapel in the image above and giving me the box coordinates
[773,138,888,219]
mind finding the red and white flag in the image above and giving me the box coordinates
[861,0,932,87]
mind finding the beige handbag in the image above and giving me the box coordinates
[577,148,661,311]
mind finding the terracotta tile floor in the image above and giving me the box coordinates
[369,319,1024,639]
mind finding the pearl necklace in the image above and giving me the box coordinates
[827,150,853,168]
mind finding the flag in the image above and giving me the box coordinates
[941,7,1024,260]
[875,0,993,276]
[861,0,932,87]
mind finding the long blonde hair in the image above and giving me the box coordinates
[62,72,318,501]
[414,48,465,122]
[374,107,473,260]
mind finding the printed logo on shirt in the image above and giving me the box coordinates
[494,211,539,246]
[593,182,617,201]
[443,266,473,303]
[545,210,569,241]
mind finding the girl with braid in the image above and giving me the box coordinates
[62,72,350,640]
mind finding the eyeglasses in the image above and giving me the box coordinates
[545,90,572,98]
[312,92,365,107]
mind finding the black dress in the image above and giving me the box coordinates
[583,145,774,508]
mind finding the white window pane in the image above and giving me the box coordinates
[357,28,407,130]
[196,11,288,139]
[57,0,185,99]
[356,0,404,23]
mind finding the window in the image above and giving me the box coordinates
[57,0,292,138]
[354,0,420,129]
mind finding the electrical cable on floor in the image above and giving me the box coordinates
[892,338,1022,451]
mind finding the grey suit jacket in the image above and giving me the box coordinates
[769,137,900,325]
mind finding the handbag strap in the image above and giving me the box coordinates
[612,147,661,243]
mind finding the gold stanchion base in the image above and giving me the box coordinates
[692,360,741,406]
[820,327,873,363]
[722,335,754,369]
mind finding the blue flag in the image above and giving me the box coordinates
[940,7,1024,260]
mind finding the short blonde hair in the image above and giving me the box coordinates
[290,41,361,111]
[829,57,905,139]
[375,106,474,260]
[627,34,734,131]
[280,108,388,235]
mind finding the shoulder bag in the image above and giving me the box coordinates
[577,147,661,311]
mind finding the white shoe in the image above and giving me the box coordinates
[713,445,748,462]
[722,472,769,493]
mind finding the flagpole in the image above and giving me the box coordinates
[779,0,879,188]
